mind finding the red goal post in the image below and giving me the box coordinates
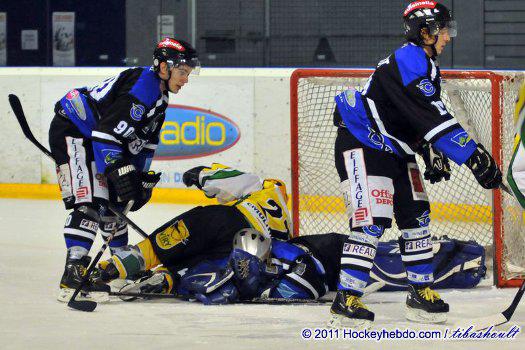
[290,68,524,287]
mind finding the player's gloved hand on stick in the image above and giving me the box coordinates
[466,143,502,189]
[105,158,139,202]
[420,143,451,184]
[182,166,206,188]
[130,171,162,212]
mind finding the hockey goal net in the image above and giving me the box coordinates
[290,69,525,287]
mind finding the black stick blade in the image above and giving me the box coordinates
[68,300,98,312]
[8,94,54,159]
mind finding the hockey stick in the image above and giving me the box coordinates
[8,94,150,240]
[454,281,525,331]
[8,94,54,160]
[107,203,148,239]
[7,94,153,310]
[453,183,522,330]
[108,290,331,304]
[67,200,134,312]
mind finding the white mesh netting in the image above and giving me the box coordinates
[293,70,525,284]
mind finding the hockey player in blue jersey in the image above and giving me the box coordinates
[330,1,502,327]
[49,37,200,302]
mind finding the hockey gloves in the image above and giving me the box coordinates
[105,158,139,202]
[130,171,162,212]
[421,143,451,184]
[182,165,206,188]
[466,144,502,189]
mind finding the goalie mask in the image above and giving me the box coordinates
[403,1,457,46]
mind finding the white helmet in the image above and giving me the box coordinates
[232,228,272,262]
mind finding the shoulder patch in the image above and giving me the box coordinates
[416,79,436,96]
[130,103,146,121]
[394,44,429,86]
[129,67,162,107]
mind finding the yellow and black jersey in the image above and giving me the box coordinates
[197,164,293,240]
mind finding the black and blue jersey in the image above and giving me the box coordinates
[334,42,477,165]
[58,66,168,173]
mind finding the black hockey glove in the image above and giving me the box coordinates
[130,171,162,212]
[420,143,451,184]
[182,166,206,188]
[105,158,139,202]
[466,143,502,189]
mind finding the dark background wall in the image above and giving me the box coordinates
[0,0,126,66]
[1,0,524,69]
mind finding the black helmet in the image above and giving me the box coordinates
[403,1,456,45]
[153,37,200,73]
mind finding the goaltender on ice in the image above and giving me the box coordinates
[48,37,200,302]
[329,1,503,328]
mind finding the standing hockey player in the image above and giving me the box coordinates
[50,37,200,301]
[508,83,525,208]
[330,1,502,327]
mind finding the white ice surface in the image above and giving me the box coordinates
[1,198,524,350]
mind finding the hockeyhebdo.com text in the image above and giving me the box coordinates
[300,325,521,341]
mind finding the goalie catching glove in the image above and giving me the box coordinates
[420,143,451,184]
[466,143,502,189]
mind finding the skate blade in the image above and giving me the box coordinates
[405,305,447,324]
[327,313,372,330]
[57,288,110,303]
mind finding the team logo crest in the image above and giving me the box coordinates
[416,79,436,96]
[416,210,431,227]
[450,131,471,147]
[367,127,393,153]
[101,149,122,165]
[156,220,190,250]
[130,103,145,121]
[362,225,385,237]
[344,89,357,107]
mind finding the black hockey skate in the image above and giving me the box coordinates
[57,254,110,303]
[328,290,374,329]
[405,284,449,323]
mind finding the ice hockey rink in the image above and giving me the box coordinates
[0,198,523,350]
